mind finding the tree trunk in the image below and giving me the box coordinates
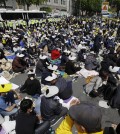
[27,4,29,10]
[3,0,6,8]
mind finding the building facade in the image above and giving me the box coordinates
[0,0,72,14]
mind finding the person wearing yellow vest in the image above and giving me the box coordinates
[9,21,13,30]
[2,37,6,46]
[31,19,35,28]
[56,102,104,134]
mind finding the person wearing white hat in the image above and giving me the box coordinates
[65,55,77,75]
[12,53,27,73]
[13,43,21,54]
[41,85,68,125]
[35,54,48,77]
[20,69,41,97]
[45,73,73,100]
[41,64,57,85]
[109,66,120,73]
[60,50,70,69]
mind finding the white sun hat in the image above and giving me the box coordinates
[21,48,26,51]
[109,66,120,73]
[39,54,48,60]
[64,49,71,54]
[27,69,35,75]
[90,51,96,55]
[24,35,27,38]
[47,64,58,71]
[68,55,76,61]
[43,86,59,98]
[45,73,58,81]
[16,53,24,58]
[30,43,35,47]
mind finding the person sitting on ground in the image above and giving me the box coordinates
[35,54,48,77]
[45,73,73,100]
[65,55,78,75]
[0,83,21,116]
[15,99,50,134]
[12,53,28,73]
[85,51,99,71]
[20,69,41,97]
[40,86,68,125]
[41,64,58,85]
[56,102,104,134]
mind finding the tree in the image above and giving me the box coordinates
[33,0,47,6]
[0,0,7,8]
[72,0,102,16]
[108,0,120,16]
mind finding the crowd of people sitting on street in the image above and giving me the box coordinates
[0,16,120,134]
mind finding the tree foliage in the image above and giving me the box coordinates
[0,0,7,8]
[72,0,102,16]
[108,0,120,15]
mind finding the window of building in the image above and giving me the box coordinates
[61,0,66,5]
[47,0,50,2]
[54,0,58,4]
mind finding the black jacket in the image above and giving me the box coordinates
[41,96,62,121]
[16,112,38,134]
[20,78,41,96]
[65,61,76,75]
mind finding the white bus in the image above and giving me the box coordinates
[0,9,47,20]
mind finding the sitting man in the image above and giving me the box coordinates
[35,54,48,77]
[41,86,68,125]
[15,99,50,134]
[45,73,73,100]
[41,64,58,85]
[12,53,28,73]
[0,83,20,116]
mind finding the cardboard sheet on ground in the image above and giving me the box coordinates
[78,68,99,78]
[0,76,19,90]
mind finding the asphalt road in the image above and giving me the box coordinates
[10,73,120,133]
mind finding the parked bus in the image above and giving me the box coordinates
[0,9,47,20]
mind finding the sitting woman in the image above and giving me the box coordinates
[20,69,41,97]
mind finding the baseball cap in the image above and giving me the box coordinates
[69,102,102,133]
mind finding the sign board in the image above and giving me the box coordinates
[102,2,109,13]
